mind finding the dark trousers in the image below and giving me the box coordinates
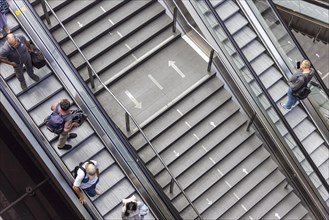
[14,55,34,83]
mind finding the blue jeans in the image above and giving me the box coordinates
[286,88,298,109]
[84,178,99,197]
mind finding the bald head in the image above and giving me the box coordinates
[301,60,311,69]
[7,34,18,48]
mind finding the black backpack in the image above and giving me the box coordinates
[44,104,71,134]
[292,75,311,100]
[72,161,95,179]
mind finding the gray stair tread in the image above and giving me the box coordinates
[266,80,287,102]
[129,76,224,149]
[29,90,69,126]
[310,145,329,167]
[293,120,316,141]
[261,191,302,220]
[317,184,329,202]
[142,90,234,165]
[240,182,293,219]
[249,53,275,75]
[181,159,279,219]
[47,0,97,30]
[241,40,266,62]
[256,66,283,89]
[224,13,248,35]
[62,135,105,170]
[96,37,210,129]
[94,179,135,215]
[172,137,267,211]
[69,11,169,66]
[214,0,239,21]
[52,0,125,44]
[318,159,329,180]
[18,75,62,109]
[219,175,288,220]
[50,122,94,157]
[151,106,245,183]
[232,26,257,48]
[282,203,309,220]
[96,165,126,196]
[201,168,283,220]
[90,149,116,173]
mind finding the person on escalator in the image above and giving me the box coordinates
[280,60,314,111]
[0,33,40,91]
[0,0,10,38]
[72,160,100,204]
[50,98,79,150]
[121,195,149,220]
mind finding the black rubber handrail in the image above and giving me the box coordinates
[204,0,329,194]
[268,0,329,97]
[301,0,329,9]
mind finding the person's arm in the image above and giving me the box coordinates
[72,185,85,204]
[0,57,16,66]
[24,38,33,53]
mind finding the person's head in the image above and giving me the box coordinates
[7,33,19,48]
[124,201,137,216]
[300,60,311,70]
[85,163,97,180]
[60,99,70,111]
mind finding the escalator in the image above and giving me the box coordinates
[29,0,317,219]
[185,0,329,210]
[0,1,176,219]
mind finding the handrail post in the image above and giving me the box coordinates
[40,0,51,25]
[169,178,175,193]
[88,66,95,89]
[207,49,214,72]
[246,111,256,132]
[125,112,130,132]
[172,7,177,33]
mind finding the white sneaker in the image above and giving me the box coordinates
[95,188,101,195]
[292,101,299,109]
[280,103,292,112]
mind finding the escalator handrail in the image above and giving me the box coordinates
[203,0,329,195]
[268,0,329,97]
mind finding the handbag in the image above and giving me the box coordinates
[30,44,46,69]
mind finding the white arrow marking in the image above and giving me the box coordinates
[287,40,292,45]
[125,90,142,109]
[206,198,212,205]
[108,18,114,25]
[148,74,163,90]
[242,168,248,174]
[275,213,281,219]
[210,121,216,127]
[100,6,106,12]
[209,157,216,164]
[168,61,185,78]
[249,216,254,220]
[201,145,208,152]
[77,21,83,27]
[176,109,183,116]
[217,169,223,176]
[193,133,199,140]
[241,204,248,211]
[185,121,191,128]
[173,150,180,157]
[315,53,320,58]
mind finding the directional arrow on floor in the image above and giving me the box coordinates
[125,90,142,109]
[275,213,281,219]
[242,168,248,174]
[168,60,185,78]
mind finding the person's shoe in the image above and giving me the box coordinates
[58,144,72,150]
[20,81,28,91]
[292,101,299,109]
[30,74,40,82]
[3,26,10,34]
[68,133,77,139]
[280,103,292,112]
[95,188,101,195]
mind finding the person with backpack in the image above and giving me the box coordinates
[280,60,314,111]
[121,195,149,220]
[72,160,100,204]
[50,98,79,150]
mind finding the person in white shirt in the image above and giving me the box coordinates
[72,160,100,204]
[122,195,149,220]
